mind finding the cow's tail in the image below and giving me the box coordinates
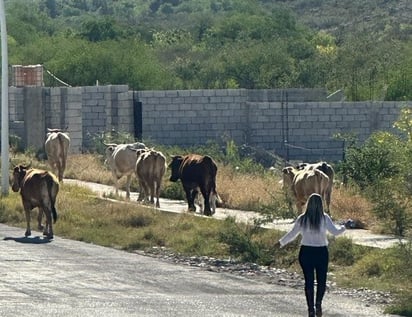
[58,133,68,179]
[46,174,59,223]
[205,156,221,205]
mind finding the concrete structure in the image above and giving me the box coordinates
[2,85,407,162]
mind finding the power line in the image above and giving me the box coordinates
[44,66,72,87]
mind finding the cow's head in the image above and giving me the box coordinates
[169,155,184,182]
[11,165,29,192]
[104,144,118,164]
[296,163,308,170]
[281,166,296,188]
[135,148,148,157]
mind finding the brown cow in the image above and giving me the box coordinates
[45,128,70,182]
[169,154,218,216]
[11,165,59,239]
[282,166,329,214]
[296,161,334,213]
[135,149,167,208]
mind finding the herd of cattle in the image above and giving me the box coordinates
[10,128,334,239]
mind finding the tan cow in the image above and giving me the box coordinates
[135,149,167,208]
[104,142,146,199]
[45,128,70,182]
[296,161,334,213]
[282,166,329,213]
[11,165,59,239]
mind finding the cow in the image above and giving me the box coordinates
[296,161,334,213]
[282,166,330,214]
[135,149,167,208]
[11,165,59,239]
[169,154,218,216]
[104,142,146,199]
[45,128,70,182]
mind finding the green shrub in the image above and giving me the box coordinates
[329,237,355,266]
[386,292,412,316]
[218,217,259,262]
[88,130,137,155]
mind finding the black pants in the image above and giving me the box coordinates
[299,245,329,305]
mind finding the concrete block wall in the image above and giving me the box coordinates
[4,85,409,163]
[137,89,249,146]
[136,90,404,162]
[242,100,401,162]
[81,85,131,149]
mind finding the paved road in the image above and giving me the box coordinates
[0,223,400,317]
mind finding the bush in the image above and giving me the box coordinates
[88,130,137,155]
[329,237,355,266]
[218,217,262,263]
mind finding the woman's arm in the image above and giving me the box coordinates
[325,214,346,236]
[279,218,302,247]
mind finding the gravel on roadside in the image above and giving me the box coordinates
[135,246,394,307]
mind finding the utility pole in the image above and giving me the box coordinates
[0,0,9,196]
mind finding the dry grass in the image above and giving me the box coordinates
[215,165,283,211]
[65,154,112,184]
[330,186,376,228]
[10,152,377,226]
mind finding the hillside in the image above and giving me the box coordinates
[19,0,412,42]
[5,0,412,100]
[283,0,411,41]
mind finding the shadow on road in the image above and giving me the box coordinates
[3,236,52,244]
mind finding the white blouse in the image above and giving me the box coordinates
[279,213,346,247]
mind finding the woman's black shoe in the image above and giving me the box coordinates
[315,304,322,317]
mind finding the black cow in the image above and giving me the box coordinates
[169,154,218,216]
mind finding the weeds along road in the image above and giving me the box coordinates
[65,179,405,249]
[0,223,401,317]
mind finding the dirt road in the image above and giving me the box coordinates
[65,179,406,249]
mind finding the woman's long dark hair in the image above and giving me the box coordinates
[299,193,325,230]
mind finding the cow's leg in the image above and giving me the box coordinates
[210,192,217,215]
[23,205,31,237]
[37,208,44,230]
[149,181,155,205]
[137,179,145,202]
[60,157,66,182]
[184,186,196,212]
[325,189,331,215]
[56,161,63,182]
[43,209,53,239]
[113,173,120,197]
[155,180,161,208]
[141,181,150,204]
[200,187,212,216]
[125,175,131,200]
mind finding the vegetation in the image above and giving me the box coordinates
[3,122,412,315]
[2,0,412,314]
[5,0,412,100]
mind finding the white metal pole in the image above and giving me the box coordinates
[0,0,9,196]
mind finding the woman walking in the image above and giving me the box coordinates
[278,193,346,317]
